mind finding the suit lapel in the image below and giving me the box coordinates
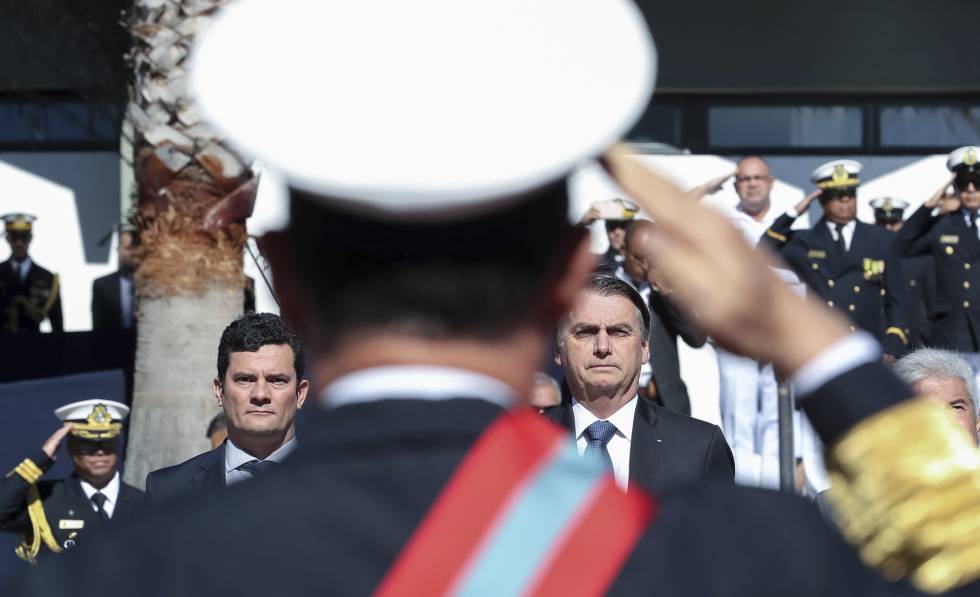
[112,483,143,522]
[953,213,980,260]
[63,476,101,529]
[192,443,227,493]
[628,398,662,494]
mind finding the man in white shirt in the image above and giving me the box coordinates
[143,312,309,507]
[544,274,733,493]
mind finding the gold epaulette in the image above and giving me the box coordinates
[825,399,980,593]
[13,459,43,484]
[13,484,62,565]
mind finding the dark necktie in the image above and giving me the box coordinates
[584,420,617,475]
[834,223,847,254]
[970,213,978,234]
[91,492,110,524]
[240,459,276,477]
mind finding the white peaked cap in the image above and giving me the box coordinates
[190,0,658,220]
[810,159,863,184]
[54,399,130,422]
[947,146,980,171]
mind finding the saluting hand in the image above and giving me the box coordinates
[794,189,822,215]
[577,204,602,226]
[41,423,73,460]
[601,145,851,378]
[688,171,735,199]
[924,174,957,210]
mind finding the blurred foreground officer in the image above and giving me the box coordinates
[0,400,142,564]
[0,214,63,334]
[142,312,308,509]
[19,1,980,596]
[545,274,733,492]
[762,160,909,362]
[898,146,980,365]
[872,198,936,347]
[91,229,140,331]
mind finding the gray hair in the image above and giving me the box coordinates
[556,274,651,349]
[893,348,979,417]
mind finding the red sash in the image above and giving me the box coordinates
[375,410,656,596]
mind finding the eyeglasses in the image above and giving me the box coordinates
[955,175,979,191]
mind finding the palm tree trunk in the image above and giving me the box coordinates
[123,0,253,488]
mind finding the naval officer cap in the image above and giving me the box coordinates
[870,197,909,224]
[190,0,657,221]
[811,160,863,191]
[2,213,36,233]
[948,146,980,175]
[54,399,130,441]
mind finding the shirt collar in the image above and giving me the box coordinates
[570,395,637,441]
[224,436,298,473]
[962,208,978,223]
[734,202,773,223]
[78,471,120,504]
[320,365,516,410]
[825,219,855,233]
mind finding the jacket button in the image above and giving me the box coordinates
[965,301,972,308]
[967,263,972,270]
[965,281,971,289]
[849,304,856,312]
[849,325,856,332]
[947,246,955,255]
[853,285,860,293]
[880,289,886,296]
[910,280,917,287]
[812,263,819,270]
[828,300,834,307]
[828,279,835,287]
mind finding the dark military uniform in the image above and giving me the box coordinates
[762,214,909,355]
[0,452,143,564]
[902,254,936,347]
[897,206,980,351]
[0,258,63,334]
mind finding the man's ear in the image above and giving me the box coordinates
[296,379,311,410]
[213,377,223,407]
[641,337,650,365]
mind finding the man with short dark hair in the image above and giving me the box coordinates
[91,229,140,331]
[141,312,308,508]
[544,274,733,492]
[205,412,228,450]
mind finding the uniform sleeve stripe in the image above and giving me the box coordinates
[766,229,787,242]
[885,327,908,345]
[14,460,42,484]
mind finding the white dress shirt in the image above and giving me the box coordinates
[224,436,297,485]
[79,471,120,518]
[962,209,979,238]
[571,396,637,491]
[722,203,779,245]
[321,365,516,409]
[119,274,134,329]
[825,219,856,251]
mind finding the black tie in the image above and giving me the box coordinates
[971,213,978,232]
[91,492,110,524]
[834,223,847,254]
[240,459,276,477]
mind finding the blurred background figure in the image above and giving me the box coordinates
[529,373,561,412]
[91,228,140,332]
[0,399,142,565]
[898,146,980,379]
[205,412,228,449]
[578,198,639,274]
[894,348,979,444]
[871,197,935,347]
[0,214,63,335]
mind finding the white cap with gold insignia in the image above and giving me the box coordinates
[1,213,37,233]
[189,0,657,220]
[54,399,130,440]
[947,146,980,174]
[811,160,863,190]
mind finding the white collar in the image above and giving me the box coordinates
[224,436,297,473]
[11,256,31,270]
[78,471,120,504]
[734,202,773,223]
[321,365,516,409]
[962,208,978,223]
[825,219,855,232]
[570,395,637,441]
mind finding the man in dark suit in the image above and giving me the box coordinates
[0,213,63,334]
[0,400,142,564]
[616,219,706,414]
[897,146,980,358]
[142,312,308,509]
[761,160,909,362]
[17,2,980,595]
[544,274,733,492]
[91,229,140,332]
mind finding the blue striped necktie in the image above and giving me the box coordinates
[584,420,617,475]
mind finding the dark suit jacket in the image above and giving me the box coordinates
[903,254,937,347]
[0,259,63,334]
[762,215,909,356]
[91,271,133,331]
[648,290,706,415]
[142,444,225,510]
[16,389,932,597]
[542,398,733,493]
[0,451,142,560]
[897,206,980,351]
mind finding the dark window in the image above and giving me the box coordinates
[708,106,862,148]
[0,101,121,147]
[879,106,980,148]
